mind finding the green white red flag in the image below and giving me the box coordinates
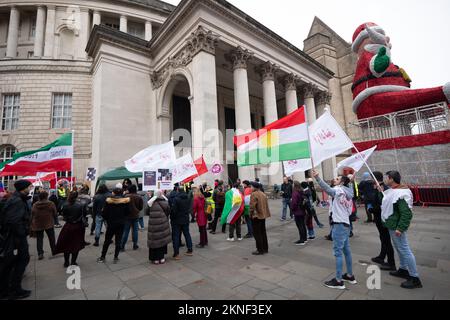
[0,133,73,177]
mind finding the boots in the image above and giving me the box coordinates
[93,238,99,247]
[401,277,423,289]
[389,268,410,279]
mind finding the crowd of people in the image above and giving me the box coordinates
[0,169,423,300]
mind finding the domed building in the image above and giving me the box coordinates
[0,0,359,187]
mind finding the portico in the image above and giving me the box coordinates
[87,0,335,185]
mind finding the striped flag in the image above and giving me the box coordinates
[234,107,310,166]
[0,133,73,177]
[220,188,244,225]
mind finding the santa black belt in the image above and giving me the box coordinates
[351,72,404,92]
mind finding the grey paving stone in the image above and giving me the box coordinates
[245,279,279,291]
[239,263,291,284]
[180,279,235,300]
[254,291,285,300]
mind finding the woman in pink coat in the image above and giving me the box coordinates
[192,187,208,248]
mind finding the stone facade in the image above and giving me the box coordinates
[2,1,361,186]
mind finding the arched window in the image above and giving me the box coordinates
[0,144,17,189]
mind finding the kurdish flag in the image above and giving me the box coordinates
[0,133,73,177]
[220,188,245,225]
[234,106,310,166]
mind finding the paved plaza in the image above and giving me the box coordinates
[22,201,450,300]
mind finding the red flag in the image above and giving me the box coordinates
[182,156,208,184]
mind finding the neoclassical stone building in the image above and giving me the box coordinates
[0,0,358,186]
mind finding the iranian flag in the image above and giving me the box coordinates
[0,133,73,177]
[234,106,310,166]
[220,188,245,225]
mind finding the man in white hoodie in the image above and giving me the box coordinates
[313,170,356,290]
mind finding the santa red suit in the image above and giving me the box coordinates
[352,23,450,119]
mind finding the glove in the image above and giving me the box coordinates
[374,47,390,74]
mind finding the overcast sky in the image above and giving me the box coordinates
[163,0,450,88]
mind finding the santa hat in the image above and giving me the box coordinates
[351,22,386,53]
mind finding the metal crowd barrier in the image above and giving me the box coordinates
[321,185,450,208]
[408,184,450,207]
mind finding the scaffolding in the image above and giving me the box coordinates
[349,102,450,185]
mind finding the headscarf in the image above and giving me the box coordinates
[148,190,168,208]
[362,172,371,181]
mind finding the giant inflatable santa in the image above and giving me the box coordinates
[351,23,450,119]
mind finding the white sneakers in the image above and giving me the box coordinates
[237,238,243,241]
[227,238,235,242]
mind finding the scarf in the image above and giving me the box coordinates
[148,190,168,208]
[381,187,413,222]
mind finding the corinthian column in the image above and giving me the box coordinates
[44,6,56,58]
[33,6,46,57]
[303,84,323,178]
[316,91,337,180]
[229,46,254,181]
[6,6,20,58]
[284,74,305,181]
[259,61,283,187]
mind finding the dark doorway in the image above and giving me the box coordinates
[172,95,191,147]
[225,107,238,184]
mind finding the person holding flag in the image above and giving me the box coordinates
[249,182,271,255]
[313,169,357,290]
[242,180,253,239]
[221,183,245,242]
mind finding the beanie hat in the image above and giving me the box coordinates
[14,180,32,192]
[352,22,385,53]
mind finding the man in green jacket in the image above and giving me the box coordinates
[380,171,422,289]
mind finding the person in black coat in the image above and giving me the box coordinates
[170,189,193,259]
[48,190,61,228]
[0,180,32,300]
[92,185,110,247]
[97,188,131,263]
[55,191,86,268]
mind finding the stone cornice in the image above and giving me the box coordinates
[0,60,91,74]
[86,24,151,58]
[149,0,334,79]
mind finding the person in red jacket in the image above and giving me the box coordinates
[192,186,208,248]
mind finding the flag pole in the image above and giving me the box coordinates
[352,143,381,188]
[303,105,316,175]
[70,130,75,190]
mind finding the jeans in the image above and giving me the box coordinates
[252,218,268,254]
[281,198,292,219]
[229,218,242,239]
[94,214,104,240]
[54,214,60,226]
[309,206,323,227]
[121,219,139,248]
[374,213,395,266]
[389,230,419,277]
[101,223,125,259]
[306,214,315,237]
[138,217,145,229]
[36,228,56,256]
[172,223,193,256]
[332,224,353,281]
[294,215,307,242]
[244,214,253,236]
